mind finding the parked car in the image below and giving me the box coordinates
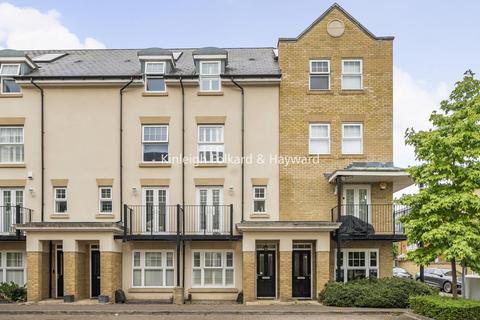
[393,267,413,279]
[415,268,462,293]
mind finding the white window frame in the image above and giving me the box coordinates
[0,126,24,164]
[53,187,67,214]
[309,123,330,154]
[309,60,330,90]
[0,64,21,95]
[0,188,25,234]
[341,59,363,90]
[342,123,363,154]
[142,125,169,163]
[335,249,379,282]
[0,251,26,285]
[199,61,221,92]
[197,125,224,163]
[252,186,267,213]
[144,61,166,93]
[98,186,113,214]
[132,250,175,288]
[192,250,234,288]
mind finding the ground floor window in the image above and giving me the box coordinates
[336,249,378,282]
[192,251,234,287]
[0,251,25,285]
[132,251,174,288]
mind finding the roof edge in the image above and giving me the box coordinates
[278,3,394,44]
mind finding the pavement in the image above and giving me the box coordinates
[0,301,428,320]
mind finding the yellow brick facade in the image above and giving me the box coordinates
[242,251,256,302]
[64,251,88,300]
[100,251,122,301]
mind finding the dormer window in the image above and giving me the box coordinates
[0,64,21,94]
[199,61,221,92]
[144,62,166,93]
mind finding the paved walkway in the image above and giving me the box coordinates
[0,301,424,319]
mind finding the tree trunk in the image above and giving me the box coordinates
[451,259,458,299]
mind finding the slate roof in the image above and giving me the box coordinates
[17,47,280,78]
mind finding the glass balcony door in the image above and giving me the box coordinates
[141,187,168,234]
[196,187,223,234]
[0,189,24,234]
[343,185,371,223]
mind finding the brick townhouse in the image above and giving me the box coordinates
[0,3,412,303]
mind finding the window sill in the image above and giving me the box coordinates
[249,213,270,219]
[0,163,26,168]
[95,214,115,219]
[49,214,69,219]
[189,288,238,293]
[142,92,168,97]
[139,162,172,168]
[307,154,334,158]
[339,154,366,159]
[340,90,365,95]
[307,90,333,95]
[128,288,173,293]
[194,162,227,168]
[197,91,224,96]
[0,93,23,98]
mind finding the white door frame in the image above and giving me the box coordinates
[141,187,169,234]
[0,188,24,234]
[342,184,371,223]
[195,186,224,234]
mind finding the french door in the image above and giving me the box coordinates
[343,185,370,223]
[142,187,168,234]
[196,187,223,234]
[0,189,24,234]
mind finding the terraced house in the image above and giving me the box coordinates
[0,3,412,304]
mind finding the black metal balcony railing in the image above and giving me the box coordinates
[123,204,234,238]
[331,204,409,236]
[0,205,33,236]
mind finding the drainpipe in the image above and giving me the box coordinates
[335,176,343,282]
[119,78,134,215]
[180,77,185,288]
[48,240,52,298]
[31,80,44,222]
[230,78,245,222]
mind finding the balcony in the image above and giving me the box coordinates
[121,204,237,240]
[0,205,33,239]
[331,204,409,240]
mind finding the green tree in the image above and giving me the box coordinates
[399,71,480,298]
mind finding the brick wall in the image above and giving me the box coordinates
[27,251,49,302]
[279,251,292,301]
[278,6,393,221]
[64,251,88,300]
[242,251,256,302]
[100,251,122,300]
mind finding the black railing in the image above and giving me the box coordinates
[123,204,234,237]
[0,205,33,236]
[331,204,409,236]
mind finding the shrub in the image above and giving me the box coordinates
[0,282,27,303]
[319,277,436,308]
[410,295,480,320]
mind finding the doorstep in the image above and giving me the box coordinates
[246,300,320,306]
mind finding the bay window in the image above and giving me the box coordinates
[132,251,174,287]
[192,251,234,287]
[0,127,24,163]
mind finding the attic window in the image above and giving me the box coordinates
[199,61,221,92]
[144,62,166,93]
[0,64,21,94]
[32,53,67,63]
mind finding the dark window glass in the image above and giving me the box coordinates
[146,77,166,92]
[2,79,21,93]
[143,143,168,162]
[310,75,329,90]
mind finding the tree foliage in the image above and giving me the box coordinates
[399,72,480,274]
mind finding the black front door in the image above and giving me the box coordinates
[56,250,64,297]
[91,250,101,297]
[292,250,311,298]
[256,250,276,298]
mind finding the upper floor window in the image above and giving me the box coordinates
[198,125,224,163]
[309,60,330,90]
[142,125,168,162]
[342,123,363,154]
[309,123,330,154]
[341,60,363,90]
[0,64,21,94]
[253,186,266,213]
[99,187,113,213]
[54,187,67,213]
[144,62,166,93]
[199,61,221,92]
[0,127,24,163]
